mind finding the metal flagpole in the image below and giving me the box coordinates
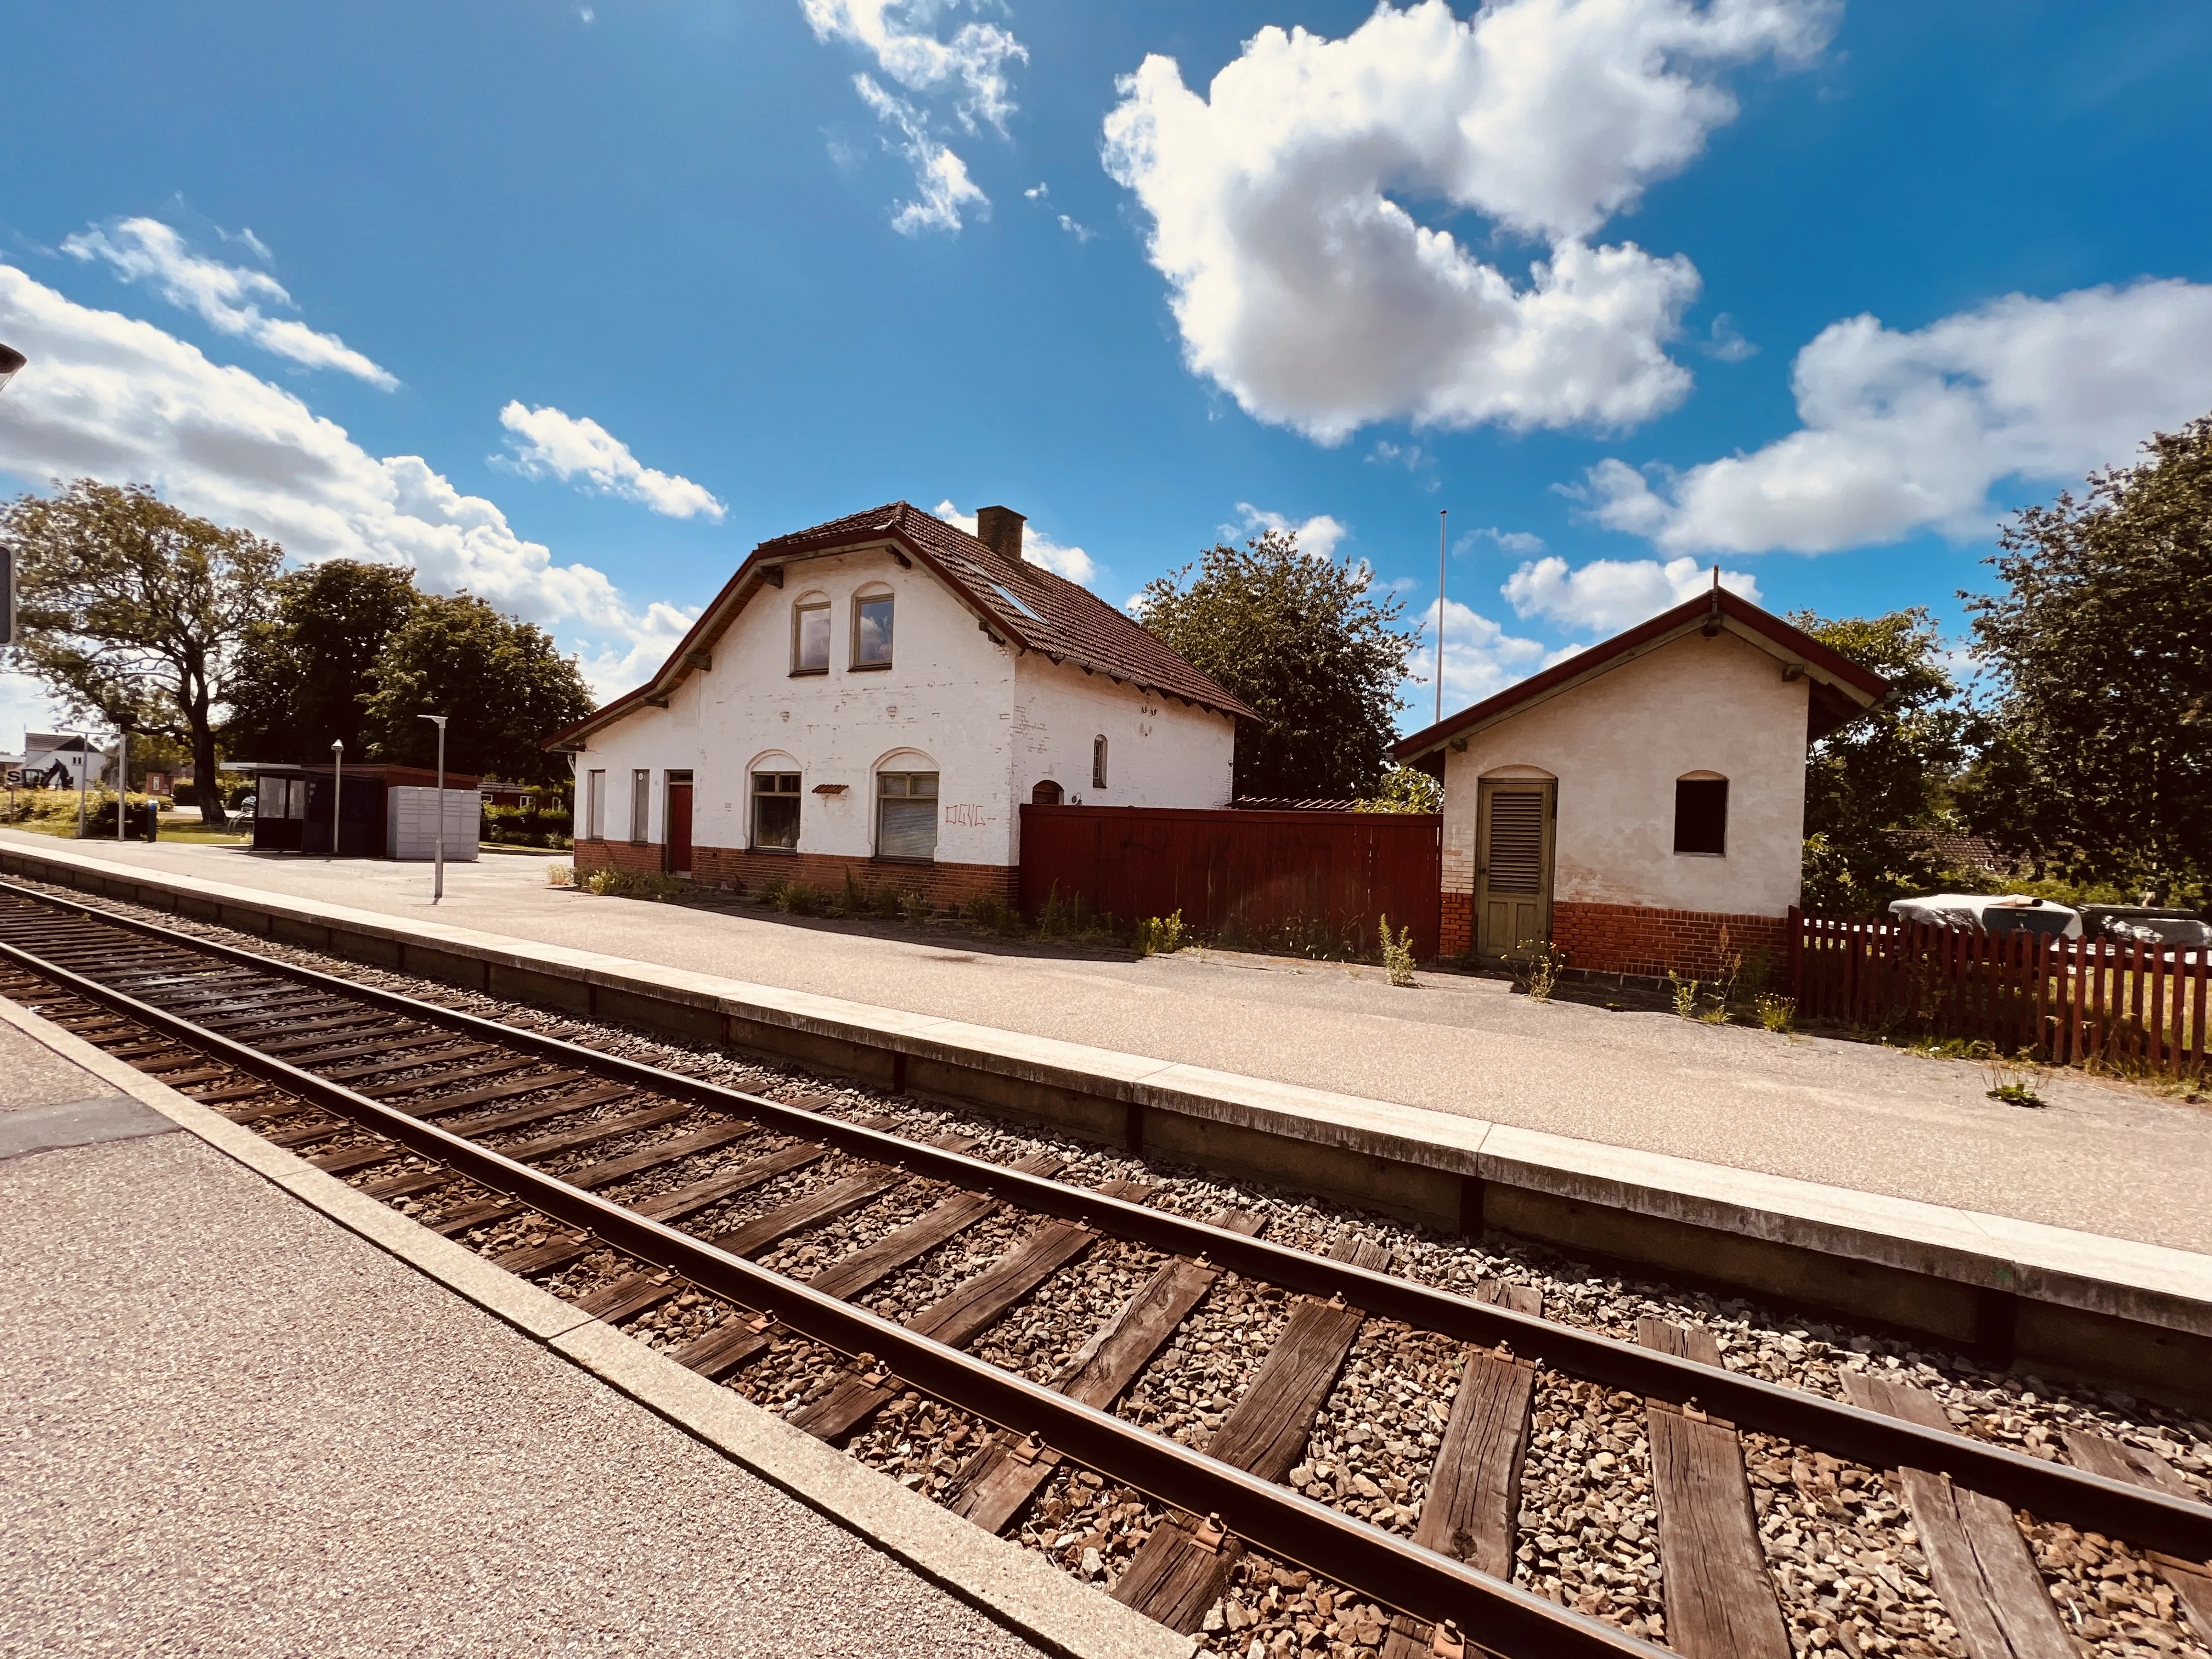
[115,730,127,843]
[76,734,89,838]
[419,714,448,903]
[330,740,344,860]
[1436,509,1447,727]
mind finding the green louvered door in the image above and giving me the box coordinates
[1474,780,1555,961]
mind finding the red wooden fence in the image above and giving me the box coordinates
[1790,909,2209,1079]
[1019,805,1442,959]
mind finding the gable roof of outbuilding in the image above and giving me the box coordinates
[545,502,1255,750]
[1391,586,1889,766]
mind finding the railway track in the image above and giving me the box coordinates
[4,876,2209,1659]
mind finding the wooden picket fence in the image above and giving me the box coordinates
[1790,908,2209,1079]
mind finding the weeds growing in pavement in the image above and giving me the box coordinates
[966,894,1019,935]
[1379,916,1418,987]
[585,867,688,900]
[1518,940,1566,1002]
[1983,1051,2046,1107]
[765,878,827,915]
[1754,992,1796,1033]
[1669,973,1701,1020]
[899,891,932,926]
[1136,911,1188,957]
[546,862,575,888]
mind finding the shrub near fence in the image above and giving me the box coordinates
[1018,804,1442,959]
[1791,909,2208,1079]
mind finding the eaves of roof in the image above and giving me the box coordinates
[1390,586,1889,766]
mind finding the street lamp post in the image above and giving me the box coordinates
[75,733,89,838]
[419,714,448,903]
[330,740,344,860]
[115,729,128,844]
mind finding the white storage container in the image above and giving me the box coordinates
[386,787,481,862]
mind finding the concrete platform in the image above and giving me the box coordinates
[10,831,2209,1251]
[0,1002,1178,1659]
[4,832,2211,1410]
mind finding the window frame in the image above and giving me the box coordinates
[1672,775,1729,857]
[751,770,802,852]
[629,769,652,845]
[874,769,939,862]
[851,588,895,670]
[792,597,831,676]
[1091,735,1109,791]
[585,770,605,840]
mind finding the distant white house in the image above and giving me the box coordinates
[548,502,1252,909]
[1392,587,1888,977]
[22,733,111,792]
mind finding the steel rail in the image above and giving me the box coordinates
[0,930,1652,1658]
[3,882,2211,1563]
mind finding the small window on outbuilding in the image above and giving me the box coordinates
[1091,736,1108,790]
[1031,780,1063,805]
[585,770,605,840]
[630,769,651,844]
[1673,775,1728,856]
[753,771,801,849]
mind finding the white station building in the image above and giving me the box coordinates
[549,502,1254,909]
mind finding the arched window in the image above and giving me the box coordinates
[1673,772,1728,856]
[852,584,895,668]
[877,768,938,860]
[1091,735,1109,790]
[1031,780,1063,805]
[792,592,831,674]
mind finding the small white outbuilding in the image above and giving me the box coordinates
[1392,585,1888,977]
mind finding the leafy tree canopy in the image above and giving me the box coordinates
[359,592,596,786]
[1355,763,1443,814]
[2,480,281,828]
[1136,528,1419,799]
[1962,413,2212,899]
[225,560,422,763]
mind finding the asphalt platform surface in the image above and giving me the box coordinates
[0,1014,1043,1658]
[8,833,2212,1253]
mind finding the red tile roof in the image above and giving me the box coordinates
[546,502,1255,749]
[1391,586,1889,764]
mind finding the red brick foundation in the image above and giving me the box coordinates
[577,839,1016,912]
[1550,901,1788,980]
[1440,891,1472,957]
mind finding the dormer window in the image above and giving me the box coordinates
[793,596,830,674]
[853,589,895,668]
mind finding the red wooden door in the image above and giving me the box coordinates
[667,782,693,874]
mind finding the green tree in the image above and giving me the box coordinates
[1962,413,2212,900]
[2,481,281,828]
[1136,528,1419,799]
[359,592,596,785]
[1788,607,1973,913]
[224,560,423,763]
[1355,763,1443,814]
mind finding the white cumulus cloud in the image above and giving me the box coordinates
[854,75,991,235]
[0,262,686,702]
[934,499,1098,585]
[1405,596,1551,721]
[1583,278,2212,554]
[1228,502,1348,561]
[1101,0,1833,444]
[63,217,397,390]
[498,402,724,521]
[1502,552,1758,633]
[806,0,1025,233]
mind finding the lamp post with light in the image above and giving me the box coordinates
[419,714,448,902]
[329,740,344,860]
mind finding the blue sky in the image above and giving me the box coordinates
[2,0,2208,747]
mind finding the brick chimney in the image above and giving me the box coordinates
[974,505,1026,563]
